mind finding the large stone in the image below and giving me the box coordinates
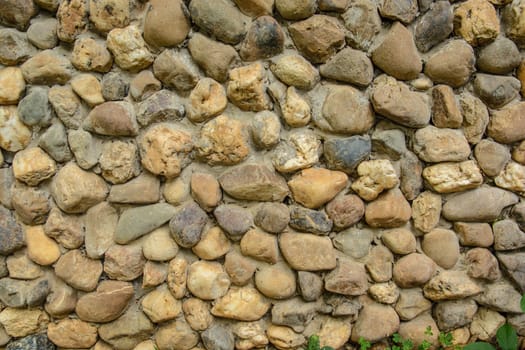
[47,318,97,349]
[251,111,281,149]
[107,25,154,71]
[39,121,72,163]
[0,106,31,152]
[424,40,476,88]
[289,15,345,64]
[191,172,221,212]
[115,203,176,244]
[6,334,54,350]
[0,277,49,307]
[422,228,460,269]
[454,0,499,46]
[84,202,117,258]
[227,63,270,112]
[333,228,374,259]
[324,136,371,174]
[187,260,230,300]
[473,74,520,109]
[478,37,521,74]
[224,250,256,286]
[234,0,273,17]
[475,281,523,313]
[289,206,333,235]
[272,130,321,173]
[76,280,133,323]
[466,248,501,281]
[0,67,24,105]
[398,314,439,348]
[89,0,130,34]
[188,33,238,83]
[11,185,50,225]
[240,16,284,61]
[365,188,412,228]
[326,194,365,230]
[503,0,525,48]
[169,201,208,248]
[214,204,253,240]
[271,298,328,332]
[51,163,108,214]
[0,308,48,338]
[104,243,146,281]
[423,271,482,301]
[393,253,436,288]
[156,319,199,350]
[49,85,86,129]
[55,249,103,291]
[144,0,190,47]
[455,222,494,247]
[270,54,320,90]
[18,87,53,127]
[488,102,525,144]
[372,22,421,80]
[219,164,288,202]
[0,0,36,30]
[382,228,416,255]
[442,186,518,222]
[319,48,374,87]
[192,226,230,260]
[342,0,381,50]
[415,1,454,52]
[153,49,200,92]
[0,28,36,66]
[57,0,88,42]
[12,147,56,186]
[187,78,227,123]
[211,286,271,321]
[395,289,432,321]
[99,140,139,184]
[288,168,347,209]
[142,226,179,261]
[422,161,483,193]
[413,126,471,163]
[98,306,154,349]
[493,219,525,251]
[279,232,337,271]
[20,50,73,85]
[325,258,368,296]
[25,225,60,266]
[83,101,138,136]
[351,302,400,342]
[371,75,431,128]
[497,252,525,292]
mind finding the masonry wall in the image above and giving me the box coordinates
[0,0,524,349]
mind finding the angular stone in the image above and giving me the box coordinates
[496,252,525,292]
[473,74,520,109]
[454,0,499,46]
[107,25,154,71]
[372,22,421,80]
[423,271,482,301]
[333,227,374,259]
[101,72,129,101]
[197,115,250,165]
[169,201,208,248]
[57,0,88,42]
[325,258,368,296]
[424,40,476,87]
[478,37,521,74]
[277,86,311,128]
[219,164,289,202]
[191,172,221,212]
[142,284,182,323]
[393,253,436,288]
[55,249,103,291]
[382,228,416,255]
[379,0,417,23]
[187,78,227,123]
[474,139,511,177]
[342,0,381,50]
[11,185,50,225]
[319,47,373,86]
[289,15,345,64]
[188,33,238,83]
[431,85,463,128]
[351,302,399,342]
[455,222,494,247]
[0,207,24,255]
[49,85,86,129]
[115,203,176,244]
[466,248,501,281]
[289,206,333,235]
[272,130,321,173]
[411,191,441,233]
[365,188,411,228]
[109,172,160,204]
[85,202,117,259]
[423,160,483,193]
[395,289,432,321]
[240,229,279,264]
[104,243,146,281]
[212,286,271,321]
[51,163,108,214]
[371,128,407,160]
[84,101,138,136]
[288,168,348,209]
[371,75,431,128]
[279,232,336,271]
[442,186,518,222]
[27,18,58,50]
[13,147,56,186]
[99,140,139,184]
[0,28,36,66]
[488,102,525,144]
[459,92,489,144]
[144,0,190,47]
[6,333,54,350]
[493,219,525,251]
[227,63,270,112]
[351,159,398,201]
[413,126,471,163]
[315,85,374,135]
[324,136,371,174]
[214,204,253,240]
[98,306,154,350]
[0,277,49,307]
[130,70,161,101]
[270,54,319,90]
[0,106,31,152]
[45,278,77,318]
[153,49,200,92]
[18,87,53,127]
[414,1,454,52]
[0,308,48,338]
[240,16,284,61]
[89,0,130,34]
[192,226,230,260]
[71,37,113,73]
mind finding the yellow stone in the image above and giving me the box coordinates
[25,225,61,266]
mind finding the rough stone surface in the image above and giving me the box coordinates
[424,40,476,88]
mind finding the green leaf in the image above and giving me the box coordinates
[520,294,525,313]
[359,337,371,350]
[425,326,433,337]
[463,342,497,350]
[496,323,519,350]
[308,335,321,350]
[392,333,403,344]
[321,347,335,350]
[439,332,454,347]
[418,339,432,350]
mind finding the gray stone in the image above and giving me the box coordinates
[26,18,58,49]
[434,299,478,331]
[0,168,14,209]
[137,90,184,127]
[342,0,381,50]
[11,185,50,225]
[169,201,208,248]
[289,206,333,235]
[153,49,200,92]
[334,228,374,259]
[493,219,525,251]
[474,139,511,177]
[0,28,36,66]
[319,48,374,87]
[214,204,253,240]
[39,122,72,163]
[424,40,476,88]
[414,1,453,52]
[6,334,55,350]
[101,72,129,101]
[458,92,490,144]
[395,289,432,321]
[255,203,290,234]
[68,129,102,170]
[372,128,407,160]
[475,281,523,313]
[48,85,86,129]
[473,74,521,109]
[477,36,521,74]
[497,252,525,292]
[325,258,368,296]
[17,87,52,127]
[115,203,177,244]
[240,16,284,61]
[400,151,423,200]
[351,302,400,342]
[379,0,418,23]
[324,136,371,174]
[442,186,519,222]
[108,172,160,204]
[0,0,37,31]
[271,298,328,332]
[297,271,324,302]
[202,325,235,350]
[0,278,49,308]
[98,305,154,349]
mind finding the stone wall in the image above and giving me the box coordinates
[0,0,525,349]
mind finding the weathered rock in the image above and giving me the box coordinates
[39,121,73,162]
[497,252,525,292]
[371,75,431,128]
[214,204,253,240]
[474,139,510,177]
[56,0,88,42]
[153,49,200,92]
[473,73,520,109]
[11,185,50,225]
[187,260,230,300]
[272,298,329,332]
[45,277,77,318]
[0,28,36,65]
[326,194,365,230]
[280,232,336,271]
[224,250,256,286]
[493,219,525,250]
[455,222,494,247]
[431,85,463,129]
[470,308,505,341]
[0,308,48,338]
[382,228,416,255]
[142,226,178,262]
[130,70,161,101]
[101,72,129,101]
[288,168,348,209]
[423,160,483,193]
[18,87,53,127]
[319,48,373,86]
[13,147,56,186]
[0,207,24,255]
[251,111,281,149]
[240,229,280,264]
[99,140,139,184]
[84,101,138,136]
[475,281,523,313]
[0,0,36,30]
[424,40,476,88]
[413,126,471,163]
[365,188,412,228]
[488,102,525,144]
[0,277,49,307]
[107,25,154,71]
[395,288,432,321]
[240,16,284,61]
[20,50,73,85]
[393,253,436,288]
[169,201,208,248]
[75,280,134,323]
[372,22,421,80]
[458,92,489,144]
[325,258,368,296]
[351,302,400,342]
[144,0,189,47]
[55,249,103,291]
[324,136,371,174]
[289,206,333,235]
[142,284,182,323]
[6,333,54,350]
[379,0,417,23]
[423,271,482,301]
[83,202,117,258]
[104,243,146,281]
[71,37,113,72]
[398,313,439,348]
[47,318,97,349]
[477,36,521,74]
[272,130,321,173]
[212,286,270,321]
[454,0,499,46]
[27,18,58,50]
[254,203,289,234]
[98,305,154,349]
[442,186,518,222]
[187,78,227,123]
[351,159,398,201]
[6,250,42,279]
[466,248,501,281]
[371,128,407,160]
[270,54,319,90]
[342,0,381,50]
[333,227,374,259]
[0,106,31,152]
[415,1,454,52]
[412,191,441,233]
[49,85,86,129]
[0,67,24,105]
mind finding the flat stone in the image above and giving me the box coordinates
[474,139,511,177]
[272,130,321,173]
[279,232,336,271]
[83,101,138,136]
[342,0,381,50]
[351,302,399,342]
[0,308,48,338]
[270,54,319,90]
[324,136,371,174]
[240,229,279,264]
[458,92,489,144]
[71,37,113,73]
[153,49,200,92]
[144,0,190,47]
[442,186,518,222]
[424,40,476,88]
[240,16,284,61]
[351,159,399,201]
[393,253,436,288]
[0,106,31,152]
[187,78,227,123]
[212,286,271,321]
[169,201,208,248]
[188,33,238,83]
[142,284,182,323]
[192,226,231,260]
[422,160,483,193]
[454,0,499,46]
[488,102,525,144]
[107,25,154,71]
[477,36,521,74]
[319,48,374,86]
[219,164,289,202]
[411,191,441,233]
[366,245,394,282]
[85,202,118,259]
[432,85,463,128]
[45,278,77,318]
[104,243,146,281]
[473,73,520,109]
[413,126,471,163]
[289,15,345,64]
[55,249,103,291]
[0,277,49,307]
[98,305,154,350]
[372,22,421,80]
[381,228,416,255]
[99,140,140,184]
[371,75,431,128]
[272,298,328,332]
[0,28,36,65]
[288,168,348,209]
[423,270,482,301]
[27,18,58,50]
[365,188,412,228]
[214,204,253,240]
[109,172,160,204]
[414,1,453,52]
[115,203,176,244]
[51,163,108,214]
[6,250,43,279]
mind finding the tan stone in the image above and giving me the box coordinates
[167,256,188,299]
[75,280,134,322]
[178,300,212,334]
[192,226,231,260]
[413,126,471,163]
[423,160,483,193]
[71,73,104,106]
[89,0,130,34]
[279,232,337,271]
[227,62,271,111]
[0,105,31,152]
[369,282,399,304]
[51,163,108,214]
[270,54,320,90]
[393,253,436,288]
[156,319,199,350]
[470,308,505,341]
[139,123,193,178]
[425,40,476,88]
[281,87,311,127]
[130,70,161,101]
[196,115,250,165]
[233,321,269,350]
[104,243,146,281]
[47,319,97,349]
[422,228,460,269]
[459,92,489,144]
[432,85,463,128]
[423,270,482,301]
[55,249,103,291]
[381,228,416,255]
[107,25,154,71]
[455,222,494,247]
[98,305,154,349]
[267,325,305,350]
[466,248,501,281]
[211,286,271,321]
[475,139,511,177]
[224,250,257,286]
[142,284,181,323]
[25,225,60,266]
[6,250,43,279]
[255,263,296,299]
[0,67,25,105]
[191,173,222,212]
[495,161,525,193]
[240,229,279,264]
[12,147,56,186]
[142,226,178,262]
[488,102,525,144]
[395,289,432,321]
[351,159,399,201]
[45,278,77,318]
[325,258,368,296]
[366,245,394,283]
[144,0,190,47]
[0,308,48,337]
[412,192,441,233]
[142,261,167,288]
[187,78,228,123]
[288,168,348,209]
[365,188,411,228]
[273,130,321,173]
[71,37,113,72]
[351,302,400,342]
[57,0,89,42]
[234,0,273,17]
[454,0,499,46]
[187,260,231,300]
[20,50,73,85]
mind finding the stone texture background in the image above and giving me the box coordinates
[0,0,525,349]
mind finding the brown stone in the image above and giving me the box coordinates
[11,185,50,225]
[326,194,365,230]
[0,308,48,338]
[0,106,31,152]
[107,25,154,72]
[12,147,56,186]
[187,78,228,123]
[104,243,146,281]
[432,85,463,128]
[365,188,412,228]
[240,229,279,264]
[381,228,416,255]
[142,284,182,323]
[156,319,199,350]
[227,62,271,112]
[288,168,348,209]
[279,232,337,271]
[393,253,436,288]
[325,258,368,296]
[20,50,73,85]
[130,70,161,101]
[187,260,230,300]
[488,102,525,144]
[459,92,490,144]
[55,249,103,291]
[454,0,499,46]
[211,286,271,321]
[152,49,200,91]
[423,270,482,301]
[422,228,460,269]
[240,16,284,61]
[466,248,501,281]
[56,0,89,42]
[47,319,97,349]
[351,159,399,201]
[76,280,134,322]
[455,222,494,247]
[71,73,105,106]
[351,302,400,342]
[83,101,138,136]
[71,37,113,73]
[424,40,476,88]
[167,256,188,298]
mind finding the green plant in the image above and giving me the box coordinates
[307,334,335,350]
[463,294,525,350]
